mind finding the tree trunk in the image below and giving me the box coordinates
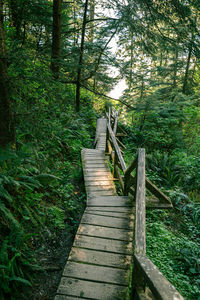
[51,0,62,79]
[182,41,192,94]
[88,0,95,42]
[75,0,89,112]
[9,0,22,39]
[0,0,15,147]
[173,45,178,88]
[129,31,134,89]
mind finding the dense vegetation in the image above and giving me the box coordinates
[0,0,199,299]
[122,96,200,299]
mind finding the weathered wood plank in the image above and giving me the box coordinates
[83,154,105,158]
[135,148,146,255]
[94,118,107,146]
[113,110,119,135]
[73,234,132,254]
[55,295,83,300]
[77,224,133,241]
[146,201,173,209]
[83,167,110,172]
[134,255,184,300]
[85,180,115,186]
[83,164,109,169]
[86,186,115,192]
[82,159,107,163]
[82,148,104,153]
[85,209,134,219]
[86,206,133,213]
[84,175,113,181]
[69,247,131,269]
[81,213,133,230]
[57,277,128,299]
[62,261,129,285]
[146,177,172,205]
[87,196,132,207]
[83,161,107,165]
[107,123,127,172]
[88,191,116,197]
[115,165,124,190]
[116,136,126,150]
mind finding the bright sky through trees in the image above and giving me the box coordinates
[96,3,128,99]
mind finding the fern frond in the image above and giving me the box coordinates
[0,201,21,230]
[0,186,13,203]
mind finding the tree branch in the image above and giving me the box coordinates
[80,84,135,109]
[82,28,118,81]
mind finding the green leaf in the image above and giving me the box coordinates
[9,276,32,286]
[0,186,13,203]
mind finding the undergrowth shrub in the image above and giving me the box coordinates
[0,84,98,298]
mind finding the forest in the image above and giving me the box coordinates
[0,0,200,299]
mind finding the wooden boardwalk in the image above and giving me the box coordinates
[55,118,134,300]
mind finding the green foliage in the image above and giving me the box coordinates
[0,72,97,298]
[122,87,200,299]
[146,210,200,299]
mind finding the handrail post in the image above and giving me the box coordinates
[124,172,130,196]
[106,124,110,154]
[113,149,118,178]
[124,155,138,196]
[113,110,118,135]
[132,148,146,299]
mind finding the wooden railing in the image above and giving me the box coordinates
[105,108,184,300]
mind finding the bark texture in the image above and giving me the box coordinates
[0,0,15,147]
[75,0,89,112]
[51,0,62,78]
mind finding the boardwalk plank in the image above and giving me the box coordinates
[84,176,113,181]
[77,224,133,241]
[87,196,131,207]
[73,234,132,254]
[85,209,134,219]
[57,278,128,300]
[62,261,130,285]
[81,213,133,230]
[86,186,115,192]
[85,180,115,186]
[69,247,131,268]
[83,169,110,174]
[88,191,116,197]
[86,207,133,213]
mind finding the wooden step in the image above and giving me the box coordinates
[87,196,132,207]
[56,277,128,300]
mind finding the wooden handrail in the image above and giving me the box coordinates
[134,255,184,300]
[107,122,127,172]
[124,155,138,176]
[123,155,137,196]
[146,177,172,206]
[105,109,184,300]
